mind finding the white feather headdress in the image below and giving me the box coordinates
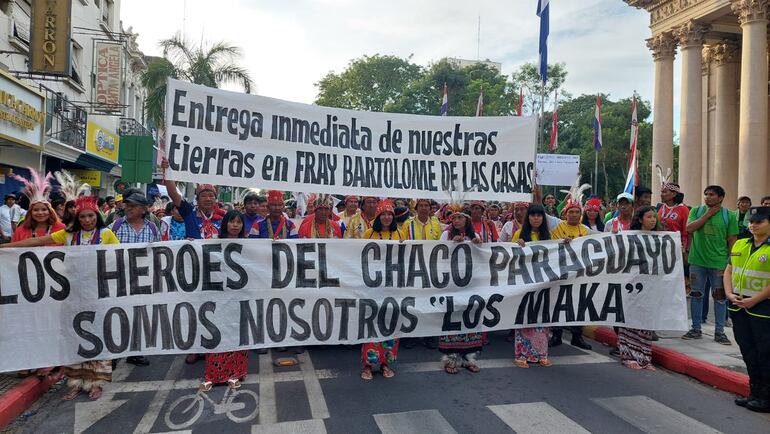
[560,176,592,212]
[54,170,90,201]
[11,167,53,205]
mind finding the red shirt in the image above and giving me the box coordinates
[298,218,342,239]
[658,203,690,249]
[12,222,66,245]
[472,219,498,242]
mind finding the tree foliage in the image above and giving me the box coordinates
[142,33,254,129]
[314,56,652,201]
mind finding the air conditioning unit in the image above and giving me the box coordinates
[75,108,87,123]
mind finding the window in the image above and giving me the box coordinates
[70,42,83,86]
[7,0,31,48]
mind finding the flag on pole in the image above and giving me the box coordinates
[593,94,603,151]
[624,95,639,194]
[536,0,550,83]
[440,83,449,116]
[517,88,523,116]
[476,85,484,117]
[549,90,558,152]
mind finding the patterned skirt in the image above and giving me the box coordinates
[204,351,249,383]
[361,340,399,367]
[515,327,550,362]
[617,328,653,368]
[439,333,483,355]
[61,360,112,389]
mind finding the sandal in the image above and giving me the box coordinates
[360,367,373,380]
[227,378,241,390]
[62,386,80,401]
[643,364,657,371]
[465,364,481,373]
[514,358,529,369]
[444,363,459,374]
[88,386,103,400]
[538,358,553,367]
[381,365,395,379]
[199,381,214,392]
[623,361,643,370]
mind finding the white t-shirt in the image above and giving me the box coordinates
[0,204,21,237]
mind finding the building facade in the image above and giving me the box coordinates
[626,0,770,206]
[0,0,152,198]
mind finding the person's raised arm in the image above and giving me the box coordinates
[160,157,182,207]
[0,235,53,248]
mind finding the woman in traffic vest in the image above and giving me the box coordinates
[724,206,770,413]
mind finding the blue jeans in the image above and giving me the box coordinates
[689,264,726,334]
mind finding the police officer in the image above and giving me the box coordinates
[724,206,770,413]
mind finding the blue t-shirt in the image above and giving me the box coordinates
[242,212,264,235]
[178,200,222,239]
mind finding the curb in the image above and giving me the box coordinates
[0,372,62,428]
[583,326,750,397]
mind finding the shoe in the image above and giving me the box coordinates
[571,336,592,350]
[735,396,752,407]
[681,329,702,340]
[549,336,562,347]
[746,399,770,413]
[651,331,659,341]
[714,332,732,345]
[725,318,733,328]
[126,356,150,366]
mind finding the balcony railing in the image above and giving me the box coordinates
[38,85,87,150]
[118,118,152,137]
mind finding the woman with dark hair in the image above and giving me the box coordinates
[542,193,558,216]
[199,210,250,392]
[582,198,605,232]
[438,204,483,374]
[10,169,65,245]
[512,205,553,368]
[2,196,118,400]
[360,200,402,380]
[616,205,659,371]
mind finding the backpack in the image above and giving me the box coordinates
[112,217,160,240]
[694,205,730,227]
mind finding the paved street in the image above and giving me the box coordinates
[6,332,769,434]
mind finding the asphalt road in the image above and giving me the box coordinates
[6,331,770,434]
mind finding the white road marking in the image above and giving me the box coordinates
[259,352,278,424]
[133,355,185,434]
[374,409,458,434]
[488,402,591,434]
[592,395,724,434]
[102,353,611,395]
[73,398,128,434]
[251,419,327,434]
[296,351,330,419]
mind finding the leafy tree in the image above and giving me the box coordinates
[315,54,423,112]
[142,33,254,128]
[510,62,569,116]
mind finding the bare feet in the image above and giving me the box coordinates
[381,365,395,379]
[87,387,102,400]
[514,358,529,369]
[360,367,373,380]
[62,386,80,401]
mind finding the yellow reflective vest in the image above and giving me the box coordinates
[729,238,770,318]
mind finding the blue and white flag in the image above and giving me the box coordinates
[593,95,603,151]
[440,83,448,116]
[537,0,549,83]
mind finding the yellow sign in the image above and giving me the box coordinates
[86,121,119,163]
[70,169,101,188]
[30,0,73,75]
[0,69,45,149]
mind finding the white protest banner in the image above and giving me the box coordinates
[535,153,581,186]
[163,79,537,201]
[0,233,687,372]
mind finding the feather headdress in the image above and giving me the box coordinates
[11,167,53,205]
[444,180,475,218]
[655,164,680,193]
[54,170,90,202]
[235,188,261,204]
[312,193,334,210]
[560,177,592,212]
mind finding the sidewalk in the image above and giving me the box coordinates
[0,372,62,429]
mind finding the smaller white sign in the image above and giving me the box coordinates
[535,153,580,186]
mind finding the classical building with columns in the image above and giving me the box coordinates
[626,0,769,206]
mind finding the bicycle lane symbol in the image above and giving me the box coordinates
[164,387,259,430]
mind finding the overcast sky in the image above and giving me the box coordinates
[121,0,678,119]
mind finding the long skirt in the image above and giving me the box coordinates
[617,327,653,368]
[515,327,550,362]
[439,333,483,355]
[361,340,399,367]
[61,360,112,391]
[204,351,249,383]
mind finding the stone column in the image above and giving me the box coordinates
[712,41,740,206]
[733,0,769,202]
[646,33,676,199]
[675,21,708,204]
[701,47,712,191]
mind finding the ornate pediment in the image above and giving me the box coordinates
[625,0,729,27]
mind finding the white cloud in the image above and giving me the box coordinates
[120,0,661,107]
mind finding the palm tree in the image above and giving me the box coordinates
[142,33,254,129]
